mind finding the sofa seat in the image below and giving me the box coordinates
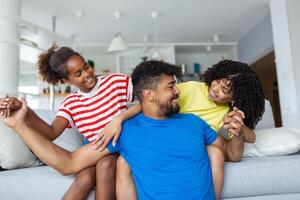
[1,153,300,199]
[222,153,300,199]
[0,165,95,200]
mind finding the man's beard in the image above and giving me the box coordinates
[156,95,180,116]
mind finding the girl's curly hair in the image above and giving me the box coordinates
[37,44,80,85]
[203,60,265,129]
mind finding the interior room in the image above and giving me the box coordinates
[1,0,300,199]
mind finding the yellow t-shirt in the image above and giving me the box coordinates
[177,81,230,131]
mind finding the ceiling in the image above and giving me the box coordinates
[21,0,270,46]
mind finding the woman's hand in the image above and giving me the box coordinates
[91,116,123,151]
[223,107,245,137]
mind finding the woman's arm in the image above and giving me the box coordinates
[242,126,256,143]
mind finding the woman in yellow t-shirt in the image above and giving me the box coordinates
[176,60,264,199]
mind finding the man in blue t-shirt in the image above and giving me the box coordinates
[2,61,228,200]
[105,61,222,200]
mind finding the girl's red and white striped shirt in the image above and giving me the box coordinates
[57,73,134,142]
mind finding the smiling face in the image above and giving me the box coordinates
[151,74,180,116]
[63,55,97,93]
[208,78,233,104]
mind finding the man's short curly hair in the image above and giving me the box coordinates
[131,60,182,101]
[203,60,265,129]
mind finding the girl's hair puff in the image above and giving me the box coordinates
[37,44,80,85]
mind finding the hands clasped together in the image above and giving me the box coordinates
[223,107,245,138]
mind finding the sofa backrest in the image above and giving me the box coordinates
[255,99,275,130]
[34,109,84,151]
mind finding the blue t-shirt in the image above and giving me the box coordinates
[107,113,217,200]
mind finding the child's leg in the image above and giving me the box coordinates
[207,145,224,200]
[225,134,244,162]
[95,154,118,200]
[62,166,96,200]
[116,156,137,200]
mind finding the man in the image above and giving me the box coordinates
[1,61,241,199]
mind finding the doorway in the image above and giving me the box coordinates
[250,51,282,127]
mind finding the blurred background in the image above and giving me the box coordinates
[1,0,300,127]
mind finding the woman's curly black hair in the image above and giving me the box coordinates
[203,60,265,129]
[131,60,182,101]
[37,44,80,85]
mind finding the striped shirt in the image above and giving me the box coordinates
[57,73,134,142]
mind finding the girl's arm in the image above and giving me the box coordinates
[27,108,69,141]
[92,103,142,150]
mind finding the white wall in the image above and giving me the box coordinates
[269,0,299,126]
[286,0,300,119]
[82,46,176,75]
[82,54,118,74]
[238,14,274,64]
[175,50,235,74]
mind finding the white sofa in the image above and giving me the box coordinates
[1,101,300,200]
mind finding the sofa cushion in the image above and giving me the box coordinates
[222,154,300,199]
[0,121,43,169]
[244,127,300,157]
[0,109,83,170]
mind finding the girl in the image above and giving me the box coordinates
[114,59,265,200]
[0,45,141,200]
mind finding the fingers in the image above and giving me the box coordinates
[223,118,243,137]
[112,131,121,147]
[227,128,239,137]
[227,110,243,119]
[224,122,243,136]
[98,137,112,151]
[91,132,104,145]
[1,108,7,117]
[0,97,22,117]
[231,115,243,125]
[7,106,11,117]
[232,107,245,118]
[223,126,238,137]
[92,131,117,151]
[92,134,112,151]
[91,135,101,145]
[223,114,243,125]
[0,98,9,112]
[0,107,11,118]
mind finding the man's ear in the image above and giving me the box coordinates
[142,89,154,102]
[62,78,70,85]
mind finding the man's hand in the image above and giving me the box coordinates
[223,107,244,137]
[0,96,22,117]
[91,116,123,151]
[0,98,28,129]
